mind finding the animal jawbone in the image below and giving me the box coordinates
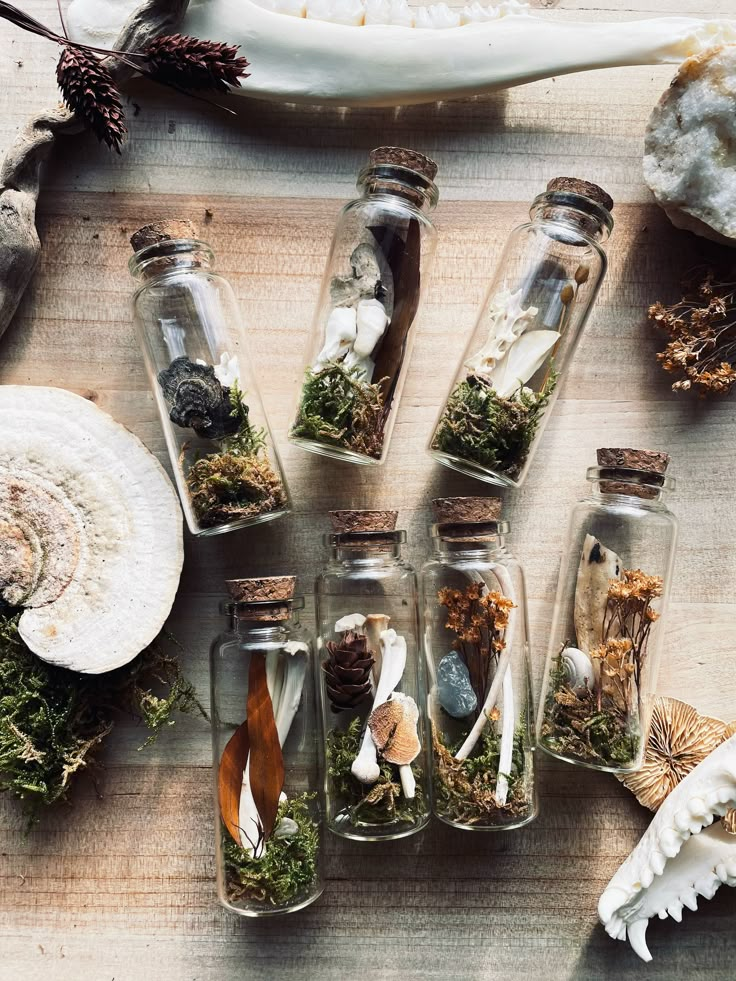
[67,0,736,107]
[598,734,736,962]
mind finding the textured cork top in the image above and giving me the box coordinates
[432,497,502,525]
[547,177,614,213]
[369,146,438,182]
[226,576,296,603]
[330,510,398,534]
[130,219,199,252]
[597,448,670,475]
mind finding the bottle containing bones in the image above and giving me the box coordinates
[420,497,537,831]
[130,220,289,536]
[210,576,323,916]
[430,177,613,487]
[537,449,678,774]
[290,147,439,465]
[315,510,431,839]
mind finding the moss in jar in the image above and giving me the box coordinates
[184,380,287,528]
[290,361,386,459]
[431,371,557,479]
[223,793,319,908]
[326,717,425,827]
[432,723,531,826]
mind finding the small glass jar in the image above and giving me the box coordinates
[420,497,537,831]
[537,448,678,774]
[315,510,431,839]
[210,576,322,916]
[129,220,289,536]
[290,147,439,466]
[430,177,613,488]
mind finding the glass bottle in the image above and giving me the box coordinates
[290,147,439,466]
[210,576,323,916]
[429,177,614,488]
[420,497,537,831]
[537,448,678,774]
[315,510,431,839]
[129,220,289,537]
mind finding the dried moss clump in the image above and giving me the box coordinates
[432,372,557,479]
[223,793,319,908]
[0,608,203,818]
[291,361,386,459]
[326,717,425,828]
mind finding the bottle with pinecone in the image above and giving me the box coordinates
[315,510,431,840]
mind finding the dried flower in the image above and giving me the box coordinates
[144,34,250,92]
[56,46,127,152]
[650,267,736,396]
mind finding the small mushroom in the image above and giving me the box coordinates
[157,356,239,440]
[368,691,420,798]
[335,612,366,633]
[364,612,390,688]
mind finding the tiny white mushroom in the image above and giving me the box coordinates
[335,612,366,633]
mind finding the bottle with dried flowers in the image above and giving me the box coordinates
[429,178,613,488]
[129,220,289,536]
[420,497,536,831]
[315,510,431,839]
[537,448,678,773]
[210,577,322,916]
[289,147,439,465]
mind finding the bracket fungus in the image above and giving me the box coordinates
[0,387,183,674]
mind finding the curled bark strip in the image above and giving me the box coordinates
[0,0,189,340]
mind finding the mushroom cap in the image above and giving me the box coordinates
[368,692,421,766]
[620,696,727,811]
[0,387,183,673]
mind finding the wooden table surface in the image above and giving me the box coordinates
[2,2,736,978]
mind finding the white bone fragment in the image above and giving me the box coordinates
[335,612,366,633]
[354,299,389,358]
[315,306,357,367]
[351,629,407,783]
[364,612,391,690]
[573,534,622,689]
[599,734,736,962]
[342,349,375,382]
[485,329,560,399]
[465,289,538,378]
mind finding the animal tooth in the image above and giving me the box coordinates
[657,909,667,920]
[674,809,691,833]
[682,890,698,911]
[658,827,682,858]
[597,886,629,925]
[307,0,365,23]
[460,2,499,23]
[363,0,390,23]
[271,0,308,14]
[649,851,666,875]
[689,796,707,818]
[627,919,652,963]
[386,0,414,25]
[667,901,683,922]
[718,785,734,803]
[696,874,719,900]
[640,866,654,889]
[416,3,461,28]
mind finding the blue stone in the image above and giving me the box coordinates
[437,651,477,719]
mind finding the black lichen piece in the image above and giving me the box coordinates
[157,356,239,440]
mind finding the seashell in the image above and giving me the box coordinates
[273,816,300,838]
[368,691,421,765]
[157,356,239,440]
[561,646,594,690]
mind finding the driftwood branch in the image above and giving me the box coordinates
[0,0,189,340]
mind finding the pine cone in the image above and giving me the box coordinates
[145,34,250,93]
[56,47,126,153]
[322,631,374,713]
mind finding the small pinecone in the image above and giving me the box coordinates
[145,34,250,93]
[322,631,374,713]
[56,46,126,153]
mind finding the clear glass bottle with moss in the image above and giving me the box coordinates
[420,497,537,831]
[290,147,439,465]
[537,449,678,774]
[315,510,431,839]
[130,220,289,536]
[429,177,613,488]
[210,576,322,916]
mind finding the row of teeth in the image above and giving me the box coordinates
[255,0,529,27]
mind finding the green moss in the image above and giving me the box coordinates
[432,371,557,480]
[223,793,319,908]
[290,361,386,459]
[326,717,425,828]
[0,609,204,820]
[432,723,533,827]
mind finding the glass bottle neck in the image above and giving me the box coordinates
[129,238,214,282]
[357,163,438,213]
[586,466,675,509]
[530,190,613,244]
[432,522,510,559]
[326,529,406,564]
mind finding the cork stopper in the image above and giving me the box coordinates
[432,497,502,525]
[329,510,398,534]
[225,576,295,621]
[369,146,438,182]
[130,219,198,253]
[596,448,670,499]
[547,177,614,213]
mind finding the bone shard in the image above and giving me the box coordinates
[351,628,407,784]
[573,534,622,658]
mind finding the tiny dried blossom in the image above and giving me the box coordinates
[650,268,736,397]
[607,568,663,605]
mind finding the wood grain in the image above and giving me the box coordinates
[2,1,736,978]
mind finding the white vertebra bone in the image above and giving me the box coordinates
[315,307,357,367]
[68,0,736,108]
[599,734,736,962]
